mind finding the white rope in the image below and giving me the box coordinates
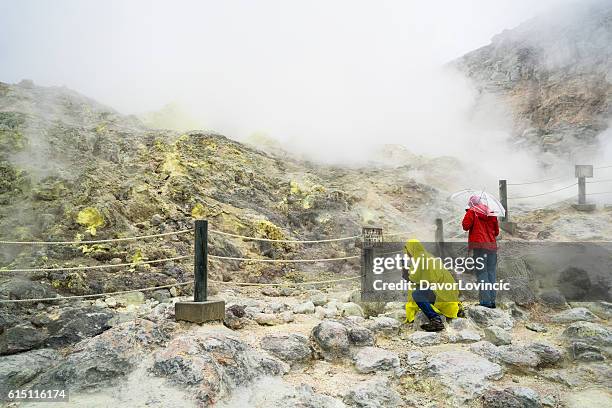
[211,276,360,287]
[508,183,577,199]
[1,255,190,273]
[209,229,360,243]
[0,275,362,303]
[0,229,191,245]
[209,254,360,263]
[0,281,194,304]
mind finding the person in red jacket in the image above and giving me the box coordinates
[462,195,500,308]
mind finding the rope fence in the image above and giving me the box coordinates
[0,229,191,245]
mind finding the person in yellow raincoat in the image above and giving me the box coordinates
[404,239,461,332]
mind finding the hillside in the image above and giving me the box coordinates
[0,80,467,298]
[455,0,612,162]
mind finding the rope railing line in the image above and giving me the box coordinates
[1,255,191,273]
[208,229,361,243]
[507,183,577,200]
[210,276,360,287]
[0,275,363,303]
[0,281,194,304]
[0,229,192,246]
[209,254,360,263]
[586,191,612,196]
[587,179,612,184]
[507,175,570,186]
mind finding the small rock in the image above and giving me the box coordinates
[484,326,512,346]
[280,311,294,323]
[293,301,315,314]
[448,330,482,344]
[169,286,180,297]
[449,317,478,331]
[151,214,163,225]
[353,346,400,373]
[115,292,145,306]
[261,287,281,297]
[363,316,401,335]
[525,322,548,333]
[570,341,605,361]
[260,333,311,364]
[310,321,350,361]
[343,379,403,408]
[539,291,567,309]
[254,313,280,326]
[151,289,172,304]
[551,307,598,323]
[279,287,295,297]
[483,386,541,408]
[347,325,375,347]
[104,297,118,308]
[408,331,442,347]
[309,290,328,306]
[468,306,514,330]
[340,302,364,317]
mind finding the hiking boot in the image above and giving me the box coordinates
[420,317,444,332]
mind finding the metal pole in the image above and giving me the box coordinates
[499,180,508,221]
[578,177,586,205]
[194,219,208,302]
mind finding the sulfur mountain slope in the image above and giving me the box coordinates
[455,0,612,162]
[0,80,464,297]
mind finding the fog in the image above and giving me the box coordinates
[0,0,583,181]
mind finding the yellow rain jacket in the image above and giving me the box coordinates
[404,239,460,322]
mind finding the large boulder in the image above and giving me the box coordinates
[45,306,114,347]
[310,320,350,360]
[467,306,514,330]
[0,348,61,395]
[562,321,612,349]
[31,319,169,392]
[0,323,48,355]
[260,333,311,364]
[353,346,400,374]
[0,278,57,300]
[497,342,564,372]
[424,351,503,403]
[484,326,512,346]
[551,307,598,323]
[343,379,403,408]
[152,329,289,406]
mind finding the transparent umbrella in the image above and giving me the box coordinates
[449,189,506,217]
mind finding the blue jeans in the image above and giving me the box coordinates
[473,249,497,306]
[412,289,440,320]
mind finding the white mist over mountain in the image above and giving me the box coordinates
[0,0,584,184]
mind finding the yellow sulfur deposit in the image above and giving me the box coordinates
[76,207,105,235]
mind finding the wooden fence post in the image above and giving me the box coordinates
[175,219,225,323]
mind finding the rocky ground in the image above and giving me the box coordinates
[1,283,610,407]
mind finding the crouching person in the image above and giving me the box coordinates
[404,239,460,332]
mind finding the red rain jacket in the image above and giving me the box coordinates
[462,207,499,250]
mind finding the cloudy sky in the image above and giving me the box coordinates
[0,0,575,163]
